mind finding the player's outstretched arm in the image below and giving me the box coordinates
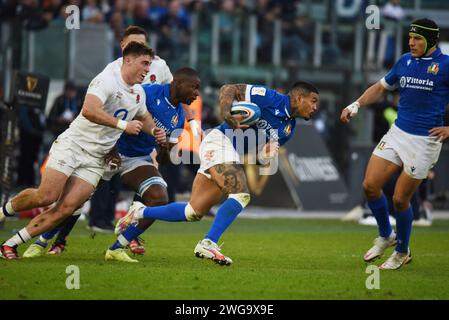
[137,111,166,144]
[82,94,143,135]
[219,84,249,129]
[340,81,387,124]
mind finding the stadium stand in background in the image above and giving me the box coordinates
[1,0,449,218]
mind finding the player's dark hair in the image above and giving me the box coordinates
[173,67,199,80]
[289,81,319,96]
[122,26,149,42]
[122,41,154,58]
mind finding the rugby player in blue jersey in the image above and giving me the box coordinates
[340,19,449,270]
[109,81,319,264]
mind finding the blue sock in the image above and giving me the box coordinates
[367,194,392,238]
[395,206,413,253]
[205,198,243,243]
[142,202,187,221]
[110,225,145,250]
[41,227,60,241]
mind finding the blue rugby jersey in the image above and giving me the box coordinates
[381,48,449,136]
[117,84,185,157]
[216,85,296,154]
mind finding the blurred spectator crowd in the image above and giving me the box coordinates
[0,0,322,65]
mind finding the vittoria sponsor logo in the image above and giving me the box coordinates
[399,76,434,91]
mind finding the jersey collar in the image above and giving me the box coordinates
[420,47,442,60]
[283,94,292,118]
[163,84,176,109]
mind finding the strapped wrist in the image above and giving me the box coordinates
[116,119,128,131]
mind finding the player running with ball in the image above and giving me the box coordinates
[340,19,449,270]
[107,81,319,264]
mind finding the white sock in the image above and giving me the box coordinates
[134,207,144,220]
[5,228,32,247]
[6,201,15,215]
[117,234,130,247]
[39,235,49,244]
[1,200,16,217]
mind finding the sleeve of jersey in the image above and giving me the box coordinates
[86,76,111,103]
[380,58,402,91]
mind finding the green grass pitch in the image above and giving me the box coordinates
[1,218,449,300]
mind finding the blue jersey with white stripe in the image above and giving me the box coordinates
[382,48,449,136]
[216,85,296,153]
[117,84,185,157]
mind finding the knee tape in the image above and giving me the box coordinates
[185,203,202,222]
[228,193,251,208]
[138,176,168,198]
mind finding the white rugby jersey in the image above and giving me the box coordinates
[105,56,173,85]
[59,63,147,157]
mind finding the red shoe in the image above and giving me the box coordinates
[47,243,65,255]
[128,239,145,255]
[0,244,20,260]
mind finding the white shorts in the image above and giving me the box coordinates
[372,124,442,179]
[197,129,241,179]
[102,153,156,181]
[46,137,105,187]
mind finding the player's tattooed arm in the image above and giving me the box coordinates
[219,84,247,128]
[211,163,249,194]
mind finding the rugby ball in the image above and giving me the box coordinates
[230,101,261,126]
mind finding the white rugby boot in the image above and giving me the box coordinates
[363,232,397,262]
[194,239,233,266]
[114,201,144,235]
[380,250,412,270]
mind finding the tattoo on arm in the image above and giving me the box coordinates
[213,164,249,194]
[218,84,247,117]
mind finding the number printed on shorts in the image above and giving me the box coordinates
[114,108,129,120]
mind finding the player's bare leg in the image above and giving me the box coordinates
[362,155,401,262]
[0,168,68,222]
[193,163,251,265]
[380,171,421,270]
[1,176,94,259]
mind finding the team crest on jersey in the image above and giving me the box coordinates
[150,74,157,83]
[427,62,439,75]
[283,124,292,136]
[136,94,140,104]
[171,114,179,127]
[115,91,123,100]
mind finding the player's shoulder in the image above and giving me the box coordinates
[247,84,271,97]
[396,53,412,65]
[88,67,116,91]
[141,83,164,95]
[437,51,449,64]
[150,56,169,70]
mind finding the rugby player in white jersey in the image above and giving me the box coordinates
[0,42,166,259]
[20,25,200,257]
[108,26,199,134]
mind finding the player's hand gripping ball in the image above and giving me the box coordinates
[230,101,261,126]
